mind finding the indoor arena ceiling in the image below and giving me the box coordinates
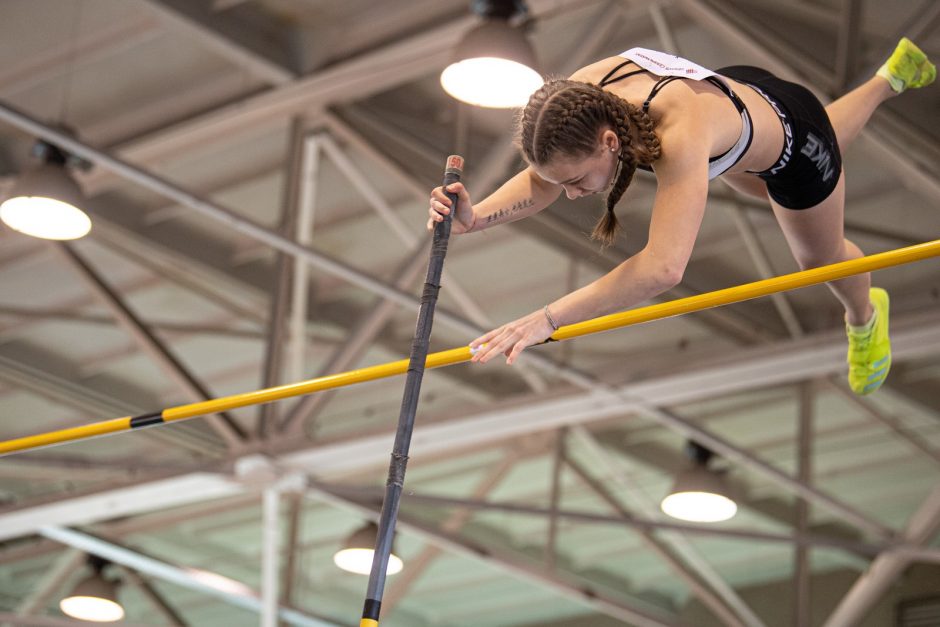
[0,1,938,626]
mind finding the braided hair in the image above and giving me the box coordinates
[516,79,662,246]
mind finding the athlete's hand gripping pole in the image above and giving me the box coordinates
[359,155,464,627]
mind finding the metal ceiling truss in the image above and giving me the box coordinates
[78,0,605,194]
[117,566,188,627]
[5,310,939,531]
[568,426,767,627]
[257,118,305,439]
[135,0,300,85]
[2,1,938,624]
[3,311,939,623]
[319,483,940,564]
[309,485,684,627]
[55,243,245,448]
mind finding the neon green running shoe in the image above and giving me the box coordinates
[877,37,936,93]
[847,288,891,395]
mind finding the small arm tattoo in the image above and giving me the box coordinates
[482,198,535,225]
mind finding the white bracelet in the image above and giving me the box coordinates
[543,305,559,331]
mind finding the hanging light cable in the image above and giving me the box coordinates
[0,140,90,240]
[441,0,543,108]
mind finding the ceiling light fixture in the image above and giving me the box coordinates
[441,0,543,108]
[0,140,90,240]
[59,555,125,623]
[333,522,403,576]
[661,441,738,523]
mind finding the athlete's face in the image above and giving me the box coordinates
[535,129,621,200]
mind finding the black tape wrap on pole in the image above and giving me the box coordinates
[360,155,464,626]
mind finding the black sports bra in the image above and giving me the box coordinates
[599,59,753,179]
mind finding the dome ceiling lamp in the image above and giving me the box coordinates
[661,441,738,523]
[0,139,91,240]
[441,0,543,108]
[59,555,125,623]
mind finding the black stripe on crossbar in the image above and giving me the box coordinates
[130,412,165,429]
[362,599,381,621]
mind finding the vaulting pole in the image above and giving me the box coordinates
[359,155,463,627]
[1,238,939,458]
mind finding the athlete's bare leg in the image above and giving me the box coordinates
[824,77,895,152]
[770,171,872,325]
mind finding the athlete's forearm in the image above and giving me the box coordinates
[547,248,680,326]
[470,167,562,231]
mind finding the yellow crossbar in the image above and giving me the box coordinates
[1,238,938,457]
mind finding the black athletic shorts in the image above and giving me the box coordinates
[717,65,842,209]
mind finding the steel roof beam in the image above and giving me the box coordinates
[564,454,753,627]
[76,11,478,192]
[324,486,940,561]
[118,567,188,627]
[57,243,247,448]
[280,493,303,610]
[308,486,683,627]
[76,0,610,192]
[794,381,815,627]
[0,349,219,457]
[257,119,305,438]
[834,0,863,92]
[823,483,940,626]
[569,426,766,627]
[135,0,297,85]
[381,447,526,614]
[13,548,84,619]
[823,377,940,469]
[0,17,161,97]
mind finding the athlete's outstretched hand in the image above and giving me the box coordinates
[469,308,555,365]
[429,182,475,234]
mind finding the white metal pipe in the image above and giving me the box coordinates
[823,483,940,627]
[288,135,321,384]
[261,488,281,627]
[795,381,815,626]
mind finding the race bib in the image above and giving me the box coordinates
[618,47,716,81]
